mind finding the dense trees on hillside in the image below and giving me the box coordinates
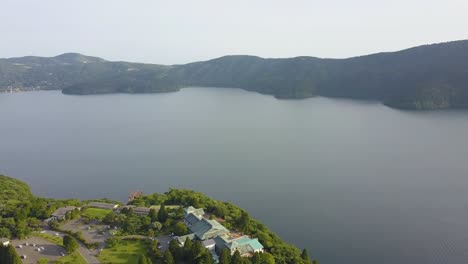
[0,175,83,239]
[130,189,315,264]
[4,40,468,109]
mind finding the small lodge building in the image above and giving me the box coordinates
[87,202,119,210]
[0,237,10,246]
[178,206,264,260]
[49,206,78,221]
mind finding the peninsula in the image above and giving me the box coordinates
[0,175,315,264]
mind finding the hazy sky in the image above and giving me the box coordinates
[2,0,467,64]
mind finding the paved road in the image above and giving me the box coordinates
[43,230,101,264]
[76,241,101,264]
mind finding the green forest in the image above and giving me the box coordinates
[1,40,468,110]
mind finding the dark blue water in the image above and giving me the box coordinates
[1,88,468,264]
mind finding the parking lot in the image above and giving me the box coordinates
[61,219,112,247]
[155,235,173,252]
[11,237,64,264]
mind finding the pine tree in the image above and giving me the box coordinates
[149,208,158,222]
[169,239,182,261]
[6,244,22,264]
[238,211,251,232]
[158,204,168,223]
[183,237,193,260]
[163,250,175,264]
[231,251,243,264]
[219,248,231,264]
[191,241,203,260]
[301,249,311,263]
[197,251,214,264]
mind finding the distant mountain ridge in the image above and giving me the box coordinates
[1,40,468,109]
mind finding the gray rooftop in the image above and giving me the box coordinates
[185,212,202,225]
[190,218,229,240]
[51,206,77,217]
[201,239,216,248]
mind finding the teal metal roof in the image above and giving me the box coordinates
[229,237,264,252]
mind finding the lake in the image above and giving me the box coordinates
[1,88,468,264]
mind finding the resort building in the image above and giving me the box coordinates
[50,206,78,221]
[178,206,264,260]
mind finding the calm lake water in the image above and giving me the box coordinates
[1,88,468,264]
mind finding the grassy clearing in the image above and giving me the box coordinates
[56,251,87,264]
[31,231,63,245]
[82,207,112,220]
[149,205,180,211]
[98,240,148,264]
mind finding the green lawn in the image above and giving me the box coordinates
[149,205,180,211]
[98,240,148,264]
[31,232,63,245]
[82,207,112,220]
[56,251,87,264]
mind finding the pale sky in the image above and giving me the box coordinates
[1,0,467,64]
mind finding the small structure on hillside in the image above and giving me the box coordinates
[87,202,119,210]
[50,206,78,221]
[128,190,143,203]
[184,206,205,217]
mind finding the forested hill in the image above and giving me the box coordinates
[2,40,468,109]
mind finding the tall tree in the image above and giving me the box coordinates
[301,249,311,263]
[3,244,22,264]
[231,251,243,264]
[63,235,79,254]
[191,241,203,260]
[252,252,275,264]
[183,237,193,260]
[169,239,182,261]
[149,208,158,222]
[219,248,231,264]
[197,251,214,264]
[238,211,251,232]
[162,250,175,264]
[158,204,168,223]
[149,240,162,260]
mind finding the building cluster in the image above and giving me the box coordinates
[43,203,264,262]
[177,206,264,261]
